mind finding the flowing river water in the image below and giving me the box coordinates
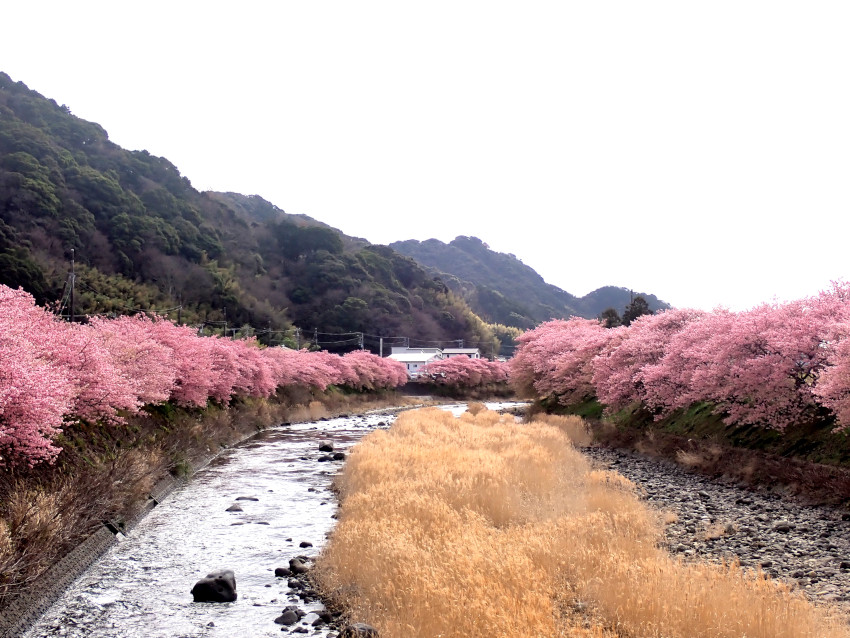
[24,402,519,638]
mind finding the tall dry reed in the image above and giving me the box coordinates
[315,407,849,638]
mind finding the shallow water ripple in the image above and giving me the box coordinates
[25,411,398,638]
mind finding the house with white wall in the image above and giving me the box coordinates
[388,347,444,378]
[441,347,481,359]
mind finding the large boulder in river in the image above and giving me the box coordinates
[340,623,380,637]
[319,440,334,452]
[191,569,237,602]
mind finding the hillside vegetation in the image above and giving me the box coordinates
[0,72,497,352]
[391,235,670,328]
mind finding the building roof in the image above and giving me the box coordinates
[441,348,480,355]
[388,352,442,363]
[391,347,441,354]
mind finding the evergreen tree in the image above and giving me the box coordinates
[599,307,622,328]
[622,295,653,326]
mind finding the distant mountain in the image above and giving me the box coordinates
[0,72,499,353]
[391,236,670,328]
[207,192,370,252]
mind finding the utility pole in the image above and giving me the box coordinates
[358,332,364,350]
[379,336,383,357]
[69,248,76,323]
[223,307,227,338]
[295,327,301,350]
[313,327,318,348]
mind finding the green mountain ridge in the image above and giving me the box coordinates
[0,72,497,353]
[0,71,668,354]
[391,236,670,328]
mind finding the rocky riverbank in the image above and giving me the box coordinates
[584,446,850,613]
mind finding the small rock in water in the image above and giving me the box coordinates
[225,503,243,513]
[319,441,335,452]
[191,569,237,603]
[340,623,380,637]
[274,609,299,625]
[289,558,309,574]
[333,452,346,461]
[275,567,292,577]
[236,496,259,501]
[299,541,313,548]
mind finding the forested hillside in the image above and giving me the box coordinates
[391,236,670,328]
[0,72,498,353]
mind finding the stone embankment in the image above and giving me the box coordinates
[585,447,850,611]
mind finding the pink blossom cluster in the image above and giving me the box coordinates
[0,286,408,466]
[419,356,509,389]
[509,283,850,432]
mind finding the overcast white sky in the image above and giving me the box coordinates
[2,2,848,311]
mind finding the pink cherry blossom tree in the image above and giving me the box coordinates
[0,287,74,465]
[509,318,624,405]
[639,297,843,430]
[420,356,508,389]
[808,281,850,430]
[147,319,218,408]
[89,315,176,406]
[592,308,707,413]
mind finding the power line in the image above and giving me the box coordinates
[55,266,511,355]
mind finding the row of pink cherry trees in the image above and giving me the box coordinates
[509,282,850,433]
[0,286,408,467]
[418,356,508,389]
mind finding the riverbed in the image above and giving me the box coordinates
[23,403,522,638]
[23,403,849,636]
[24,409,403,638]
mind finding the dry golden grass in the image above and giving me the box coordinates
[676,443,725,471]
[286,403,312,423]
[308,400,330,420]
[285,400,333,423]
[698,520,737,541]
[467,402,488,415]
[531,413,593,447]
[316,407,849,638]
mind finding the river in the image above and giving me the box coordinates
[23,402,522,638]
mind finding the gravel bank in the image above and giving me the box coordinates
[584,446,850,613]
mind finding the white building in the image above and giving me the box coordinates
[441,347,481,359]
[387,348,444,378]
